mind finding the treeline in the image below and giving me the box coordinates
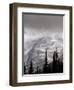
[24,48,63,74]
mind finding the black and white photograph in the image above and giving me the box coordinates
[22,13,63,75]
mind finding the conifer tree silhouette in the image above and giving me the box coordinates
[36,66,39,74]
[24,63,26,74]
[29,61,33,74]
[53,48,58,72]
[43,48,48,73]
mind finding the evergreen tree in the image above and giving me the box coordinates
[53,48,59,72]
[29,61,33,74]
[24,63,26,74]
[43,49,48,73]
[35,66,39,74]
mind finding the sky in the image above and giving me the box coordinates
[23,13,63,42]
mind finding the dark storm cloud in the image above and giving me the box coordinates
[23,13,63,33]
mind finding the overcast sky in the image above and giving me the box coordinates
[23,13,63,42]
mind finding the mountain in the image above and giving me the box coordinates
[24,36,63,74]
